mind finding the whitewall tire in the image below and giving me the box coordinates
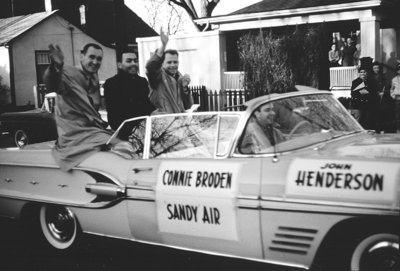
[39,205,79,250]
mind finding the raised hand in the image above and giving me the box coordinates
[48,44,64,69]
[159,27,169,47]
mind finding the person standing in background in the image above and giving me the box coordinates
[390,63,400,132]
[350,66,379,130]
[353,43,362,66]
[328,44,341,67]
[341,37,356,66]
[372,61,395,133]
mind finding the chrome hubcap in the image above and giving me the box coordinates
[14,130,28,148]
[45,207,76,243]
[360,241,399,271]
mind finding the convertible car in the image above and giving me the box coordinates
[0,86,398,271]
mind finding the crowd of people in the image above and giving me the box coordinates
[328,37,361,67]
[328,36,400,133]
[350,61,400,133]
[44,28,192,171]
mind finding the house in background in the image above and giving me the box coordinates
[0,0,157,51]
[138,0,399,91]
[0,11,117,107]
[0,0,157,109]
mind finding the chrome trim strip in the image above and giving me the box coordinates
[0,194,124,209]
[260,196,400,212]
[78,167,125,187]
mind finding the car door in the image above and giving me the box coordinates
[126,113,264,261]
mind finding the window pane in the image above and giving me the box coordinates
[217,115,239,156]
[150,114,218,159]
[36,52,50,65]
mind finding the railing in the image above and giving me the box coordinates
[223,71,244,89]
[189,86,251,112]
[329,66,358,98]
[222,68,359,99]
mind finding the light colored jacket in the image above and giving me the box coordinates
[146,52,193,113]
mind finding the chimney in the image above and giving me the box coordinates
[45,0,52,12]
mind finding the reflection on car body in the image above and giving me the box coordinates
[0,86,399,271]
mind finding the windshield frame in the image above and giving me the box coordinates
[232,91,364,157]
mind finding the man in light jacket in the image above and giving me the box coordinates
[146,28,193,113]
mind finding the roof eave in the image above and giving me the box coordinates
[194,0,383,25]
[0,10,58,47]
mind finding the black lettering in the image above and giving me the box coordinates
[306,171,315,186]
[353,173,362,190]
[187,171,192,187]
[320,163,328,169]
[295,171,306,185]
[326,172,334,187]
[196,172,202,187]
[315,172,324,187]
[173,170,179,185]
[226,173,232,189]
[202,172,208,187]
[344,164,352,170]
[214,173,221,188]
[373,174,384,191]
[363,174,373,190]
[163,170,169,185]
[173,204,180,220]
[344,173,352,189]
[213,208,220,225]
[167,204,173,219]
[178,170,185,186]
[178,204,186,220]
[208,172,214,187]
[335,173,343,188]
[202,206,210,223]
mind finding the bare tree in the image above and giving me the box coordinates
[169,0,220,31]
[138,0,221,34]
[142,0,188,34]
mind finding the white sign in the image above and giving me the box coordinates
[286,159,398,203]
[156,162,240,240]
[157,196,238,240]
[157,162,239,197]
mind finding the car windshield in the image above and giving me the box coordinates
[238,93,363,154]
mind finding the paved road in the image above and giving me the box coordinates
[0,218,304,271]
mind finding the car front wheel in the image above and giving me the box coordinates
[39,205,79,250]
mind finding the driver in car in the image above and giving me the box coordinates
[240,103,285,154]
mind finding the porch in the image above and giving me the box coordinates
[221,66,358,98]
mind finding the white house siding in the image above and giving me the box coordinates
[11,15,116,106]
[137,31,226,91]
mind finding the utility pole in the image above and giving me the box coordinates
[113,0,127,60]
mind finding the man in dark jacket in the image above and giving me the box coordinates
[350,66,379,130]
[104,50,156,130]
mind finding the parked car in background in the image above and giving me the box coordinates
[0,86,398,271]
[0,92,108,148]
[0,93,57,148]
